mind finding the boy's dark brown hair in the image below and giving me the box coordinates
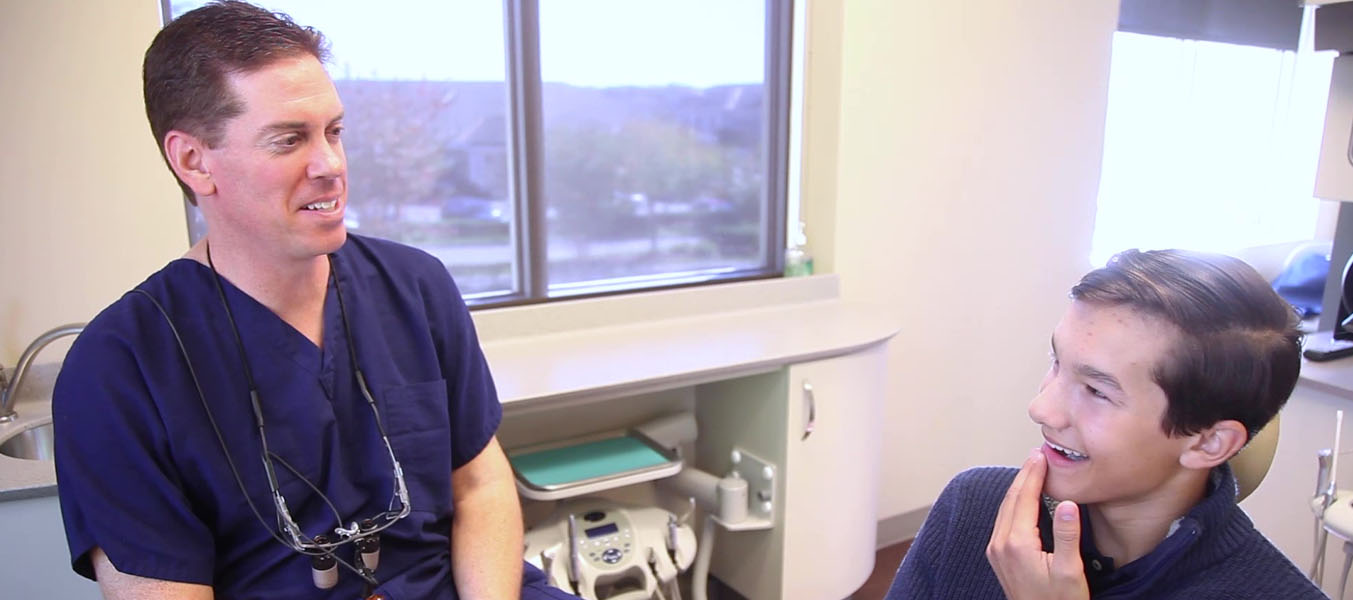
[1071,249,1303,439]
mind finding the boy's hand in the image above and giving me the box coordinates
[986,449,1090,600]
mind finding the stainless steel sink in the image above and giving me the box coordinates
[0,418,54,461]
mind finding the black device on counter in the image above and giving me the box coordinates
[1336,252,1353,342]
[1309,253,1353,361]
[1305,330,1353,362]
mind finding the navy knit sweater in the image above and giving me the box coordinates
[886,465,1326,599]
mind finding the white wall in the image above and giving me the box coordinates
[810,0,1120,522]
[0,0,186,363]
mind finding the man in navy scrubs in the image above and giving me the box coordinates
[52,2,574,598]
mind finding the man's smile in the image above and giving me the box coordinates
[302,199,338,211]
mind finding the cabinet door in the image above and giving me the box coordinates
[0,495,102,598]
[1316,55,1353,202]
[781,345,887,599]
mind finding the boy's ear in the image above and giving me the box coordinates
[1179,419,1248,470]
[164,130,216,198]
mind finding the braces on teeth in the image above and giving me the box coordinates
[1048,441,1088,460]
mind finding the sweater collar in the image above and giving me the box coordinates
[1041,464,1244,598]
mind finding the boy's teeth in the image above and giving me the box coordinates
[1048,441,1088,461]
[304,200,336,211]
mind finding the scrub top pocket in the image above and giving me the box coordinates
[382,379,453,515]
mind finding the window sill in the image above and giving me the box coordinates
[473,274,901,406]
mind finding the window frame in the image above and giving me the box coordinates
[1089,5,1332,267]
[168,0,794,309]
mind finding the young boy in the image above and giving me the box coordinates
[887,249,1326,599]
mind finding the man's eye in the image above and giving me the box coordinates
[1086,385,1107,400]
[275,134,302,148]
[328,125,344,138]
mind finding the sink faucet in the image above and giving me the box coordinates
[0,323,85,423]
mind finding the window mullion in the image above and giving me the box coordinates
[505,0,548,301]
[765,0,792,272]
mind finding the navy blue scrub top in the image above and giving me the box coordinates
[53,235,565,599]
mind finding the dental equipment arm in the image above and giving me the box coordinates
[1312,410,1346,581]
[654,465,748,600]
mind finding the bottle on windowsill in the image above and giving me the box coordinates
[784,221,814,277]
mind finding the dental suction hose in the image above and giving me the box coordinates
[657,466,748,600]
[692,516,717,600]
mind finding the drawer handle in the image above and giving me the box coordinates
[802,381,816,441]
[1347,119,1353,167]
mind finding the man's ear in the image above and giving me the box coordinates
[164,130,216,198]
[1179,419,1248,470]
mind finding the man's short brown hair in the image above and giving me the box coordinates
[143,0,328,202]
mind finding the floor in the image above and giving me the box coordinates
[704,538,912,600]
[852,540,912,600]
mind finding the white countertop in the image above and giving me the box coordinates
[1300,357,1353,400]
[1295,328,1353,400]
[0,364,59,501]
[483,298,900,407]
[0,275,902,501]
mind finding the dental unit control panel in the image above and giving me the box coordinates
[525,498,695,600]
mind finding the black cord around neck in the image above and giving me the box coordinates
[197,243,382,587]
[205,241,260,399]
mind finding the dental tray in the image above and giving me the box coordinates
[508,431,682,501]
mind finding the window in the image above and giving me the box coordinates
[1091,5,1334,265]
[167,0,790,306]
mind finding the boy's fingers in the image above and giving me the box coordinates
[1011,449,1047,528]
[1050,500,1084,579]
[993,449,1041,542]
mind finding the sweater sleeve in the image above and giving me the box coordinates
[885,467,1014,600]
[886,509,941,599]
[885,472,965,599]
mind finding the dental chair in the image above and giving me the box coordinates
[1232,414,1281,504]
